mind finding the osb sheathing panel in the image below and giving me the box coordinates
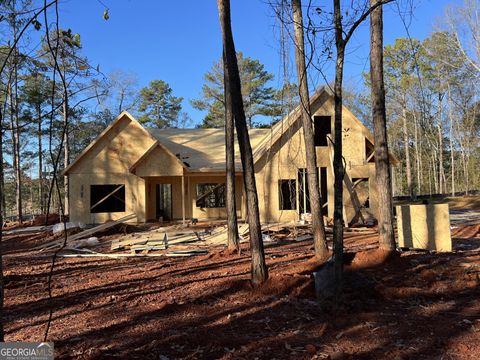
[254,97,375,223]
[189,175,243,220]
[135,146,183,177]
[68,115,154,224]
[69,115,156,175]
[69,172,146,224]
[148,128,269,172]
[396,204,452,252]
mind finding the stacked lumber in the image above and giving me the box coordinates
[112,232,173,253]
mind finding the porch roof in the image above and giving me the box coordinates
[147,128,270,172]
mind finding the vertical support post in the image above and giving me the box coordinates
[187,175,191,220]
[181,173,185,225]
[303,168,307,216]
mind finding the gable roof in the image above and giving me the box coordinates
[64,87,398,175]
[128,140,188,173]
[252,86,331,163]
[252,85,399,166]
[63,111,184,175]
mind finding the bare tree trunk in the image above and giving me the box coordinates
[333,0,346,294]
[437,93,444,194]
[8,2,22,224]
[0,108,4,342]
[37,105,44,214]
[447,91,455,196]
[413,111,421,194]
[432,151,438,193]
[369,0,396,251]
[292,0,328,259]
[465,154,470,195]
[402,106,413,198]
[63,96,69,216]
[450,122,455,196]
[223,51,240,253]
[217,0,268,285]
[9,73,22,224]
[428,156,432,195]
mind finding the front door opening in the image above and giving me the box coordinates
[156,183,172,221]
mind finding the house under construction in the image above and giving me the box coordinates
[63,87,397,225]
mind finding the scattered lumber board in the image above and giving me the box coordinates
[165,249,208,257]
[68,213,137,242]
[111,232,167,250]
[34,213,137,250]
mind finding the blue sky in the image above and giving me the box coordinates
[58,0,462,126]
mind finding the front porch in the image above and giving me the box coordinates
[143,172,245,223]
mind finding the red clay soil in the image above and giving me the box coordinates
[2,228,480,359]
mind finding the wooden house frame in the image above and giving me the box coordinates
[64,87,398,225]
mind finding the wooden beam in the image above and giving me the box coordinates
[33,213,137,250]
[181,173,185,225]
[302,168,307,216]
[366,151,375,163]
[187,175,191,219]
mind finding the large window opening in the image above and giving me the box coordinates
[314,115,331,146]
[196,183,226,208]
[90,184,125,213]
[279,179,296,210]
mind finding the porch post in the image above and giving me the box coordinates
[181,172,186,225]
[187,175,191,219]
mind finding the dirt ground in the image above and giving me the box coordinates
[2,208,480,359]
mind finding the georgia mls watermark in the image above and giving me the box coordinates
[0,342,54,360]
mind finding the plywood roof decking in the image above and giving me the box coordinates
[147,128,270,172]
[64,87,398,176]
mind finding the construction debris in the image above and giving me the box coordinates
[52,221,85,234]
[34,213,137,250]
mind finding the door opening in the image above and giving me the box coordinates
[298,168,311,214]
[297,168,328,216]
[156,183,172,221]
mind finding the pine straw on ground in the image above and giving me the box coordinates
[2,228,480,359]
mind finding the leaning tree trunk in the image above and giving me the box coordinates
[63,96,69,217]
[223,51,240,253]
[217,0,268,285]
[369,0,396,251]
[0,108,4,342]
[292,0,328,259]
[333,0,346,295]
